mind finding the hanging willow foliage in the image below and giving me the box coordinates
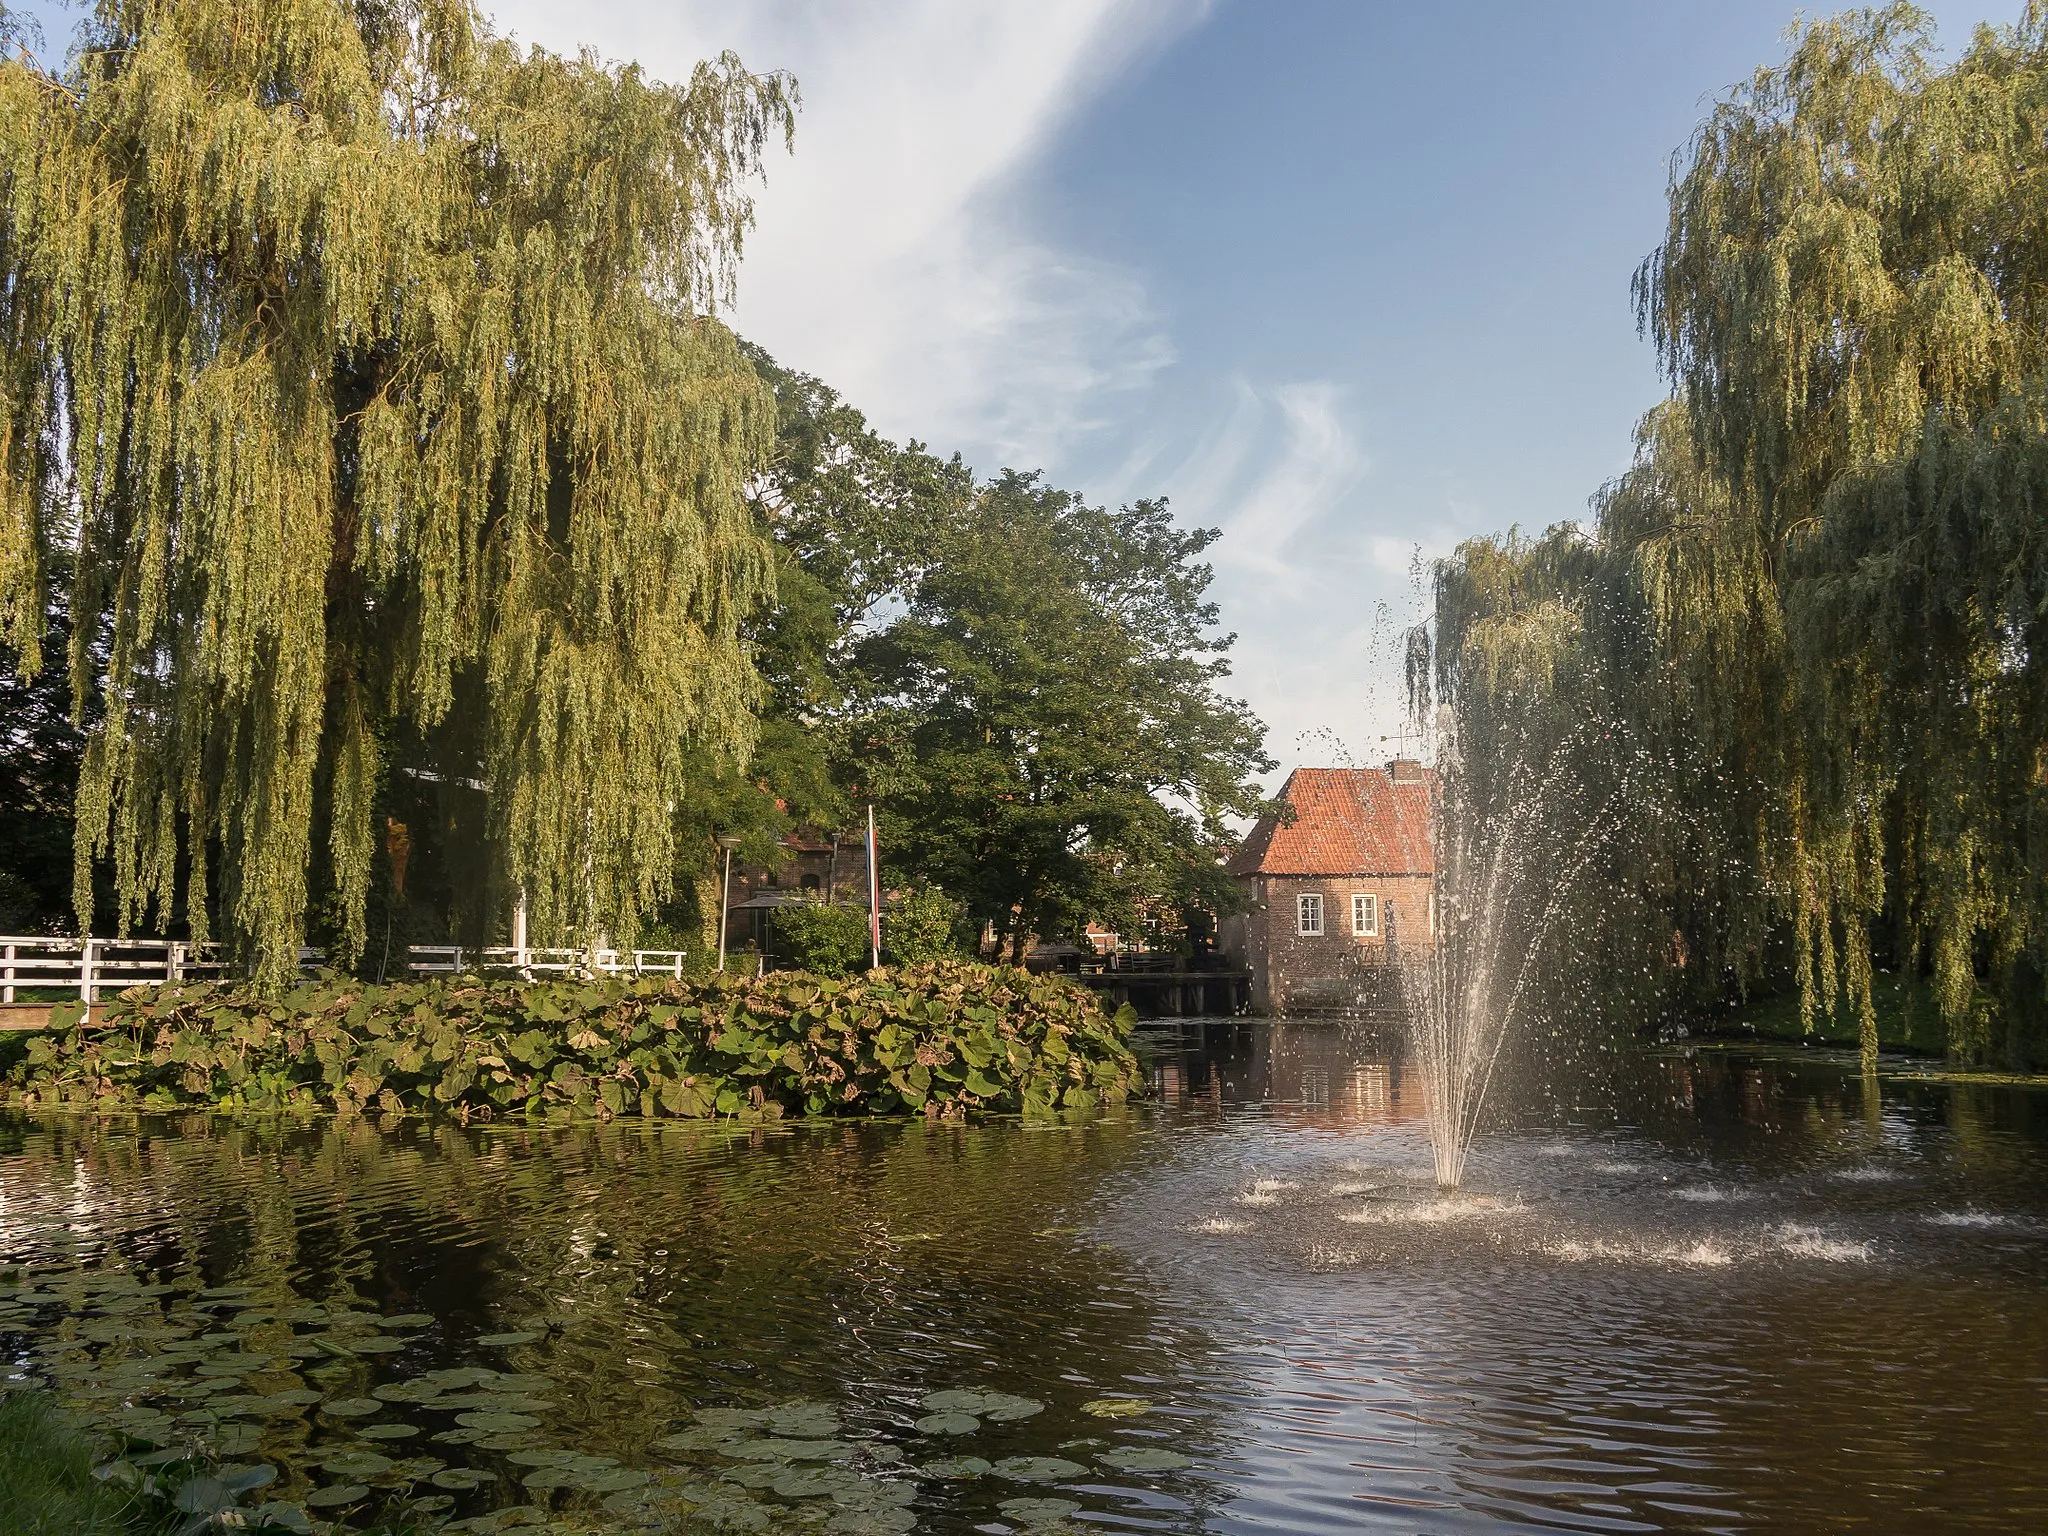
[0,1,793,980]
[1434,4,2048,1069]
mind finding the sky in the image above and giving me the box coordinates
[17,0,2030,781]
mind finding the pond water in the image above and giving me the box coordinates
[2,1021,2045,1534]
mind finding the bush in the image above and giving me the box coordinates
[775,899,872,977]
[0,1391,138,1535]
[8,962,1141,1122]
[885,884,967,965]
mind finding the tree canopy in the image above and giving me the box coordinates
[0,0,794,978]
[1432,4,2048,1069]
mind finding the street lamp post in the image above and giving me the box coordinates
[716,835,743,972]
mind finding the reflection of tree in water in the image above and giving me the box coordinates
[0,1112,1237,1531]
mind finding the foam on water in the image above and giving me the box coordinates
[1829,1165,1900,1183]
[1192,1216,1253,1235]
[1338,1196,1523,1226]
[1674,1184,1754,1203]
[1924,1210,2011,1229]
[1772,1223,1871,1262]
[1545,1236,1735,1267]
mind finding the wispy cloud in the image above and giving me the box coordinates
[486,0,1199,472]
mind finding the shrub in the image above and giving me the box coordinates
[885,884,968,965]
[775,900,872,977]
[8,962,1140,1122]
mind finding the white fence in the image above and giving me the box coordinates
[407,945,691,980]
[0,936,226,1003]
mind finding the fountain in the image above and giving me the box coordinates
[1399,707,1641,1189]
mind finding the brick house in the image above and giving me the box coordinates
[1219,761,1436,1014]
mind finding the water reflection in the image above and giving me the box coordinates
[0,1021,2043,1533]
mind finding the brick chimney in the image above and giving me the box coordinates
[1387,758,1427,783]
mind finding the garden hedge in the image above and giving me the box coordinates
[4,961,1141,1122]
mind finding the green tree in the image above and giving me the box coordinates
[885,883,967,965]
[849,471,1272,961]
[1434,4,2048,1070]
[0,0,794,980]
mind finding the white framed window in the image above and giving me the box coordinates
[1296,893,1324,936]
[1351,892,1378,937]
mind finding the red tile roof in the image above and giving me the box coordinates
[1227,765,1436,877]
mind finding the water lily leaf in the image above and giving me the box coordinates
[723,1437,852,1462]
[304,1484,369,1509]
[172,1476,233,1514]
[491,1374,557,1393]
[322,1397,383,1418]
[218,1463,279,1495]
[478,1432,542,1451]
[992,1456,1086,1482]
[347,1334,409,1353]
[722,1463,783,1490]
[919,1456,992,1479]
[431,1468,500,1490]
[655,1427,743,1452]
[475,1331,541,1346]
[520,1468,585,1491]
[262,1388,324,1408]
[422,1367,499,1389]
[999,1497,1082,1525]
[1096,1446,1191,1472]
[824,1508,916,1536]
[981,1394,1044,1422]
[409,1494,457,1515]
[381,1314,437,1329]
[321,1450,395,1477]
[770,1465,859,1499]
[456,1410,539,1431]
[506,1449,576,1468]
[1080,1398,1151,1419]
[693,1407,773,1430]
[212,1424,264,1455]
[762,1401,841,1439]
[358,1423,419,1440]
[431,1427,488,1445]
[913,1412,979,1436]
[918,1390,987,1414]
[249,1500,313,1532]
[582,1469,652,1493]
[373,1381,440,1404]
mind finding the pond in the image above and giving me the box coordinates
[2,1020,2045,1534]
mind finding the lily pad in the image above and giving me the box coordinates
[982,1394,1044,1423]
[455,1411,540,1431]
[1096,1446,1192,1472]
[1080,1397,1151,1419]
[824,1508,916,1536]
[583,1469,652,1493]
[322,1397,383,1418]
[918,1456,991,1479]
[520,1468,583,1491]
[475,1331,541,1347]
[431,1468,500,1490]
[304,1484,370,1509]
[505,1450,576,1468]
[770,1465,859,1499]
[358,1423,420,1440]
[918,1389,1041,1421]
[431,1427,488,1445]
[992,1456,1086,1483]
[212,1424,264,1455]
[381,1314,437,1329]
[913,1411,979,1436]
[655,1427,743,1452]
[321,1450,395,1477]
[762,1401,841,1439]
[477,1432,540,1451]
[409,1494,457,1515]
[346,1335,409,1354]
[249,1501,313,1532]
[722,1437,852,1462]
[999,1497,1083,1525]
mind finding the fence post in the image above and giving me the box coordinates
[80,937,97,1003]
[3,941,13,1004]
[169,941,185,983]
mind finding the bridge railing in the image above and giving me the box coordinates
[0,936,228,1003]
[407,946,691,980]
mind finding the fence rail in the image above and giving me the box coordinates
[0,936,227,1003]
[407,946,691,980]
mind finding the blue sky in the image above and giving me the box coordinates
[18,0,2026,778]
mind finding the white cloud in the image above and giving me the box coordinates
[485,0,1199,471]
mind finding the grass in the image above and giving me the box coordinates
[0,1391,141,1536]
[1700,970,1949,1055]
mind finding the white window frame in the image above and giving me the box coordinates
[1352,892,1378,937]
[1296,893,1324,936]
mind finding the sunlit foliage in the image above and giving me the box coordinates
[1434,5,2048,1069]
[0,1,794,979]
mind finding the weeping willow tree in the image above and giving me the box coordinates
[1432,4,2048,1069]
[0,1,794,978]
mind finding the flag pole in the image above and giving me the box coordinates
[867,805,881,970]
